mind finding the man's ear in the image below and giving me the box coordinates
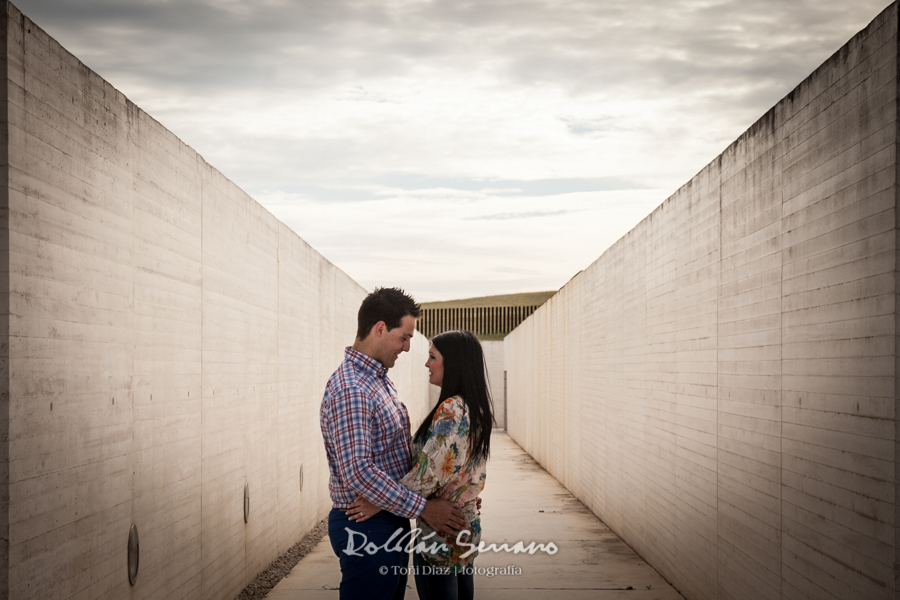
[373,321,387,338]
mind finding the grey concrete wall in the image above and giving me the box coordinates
[0,3,432,599]
[481,340,506,429]
[505,4,900,600]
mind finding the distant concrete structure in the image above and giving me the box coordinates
[0,3,433,599]
[417,291,555,340]
[506,4,900,600]
[418,291,557,430]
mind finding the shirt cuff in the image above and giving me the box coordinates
[403,491,428,519]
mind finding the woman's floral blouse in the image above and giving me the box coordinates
[399,395,487,572]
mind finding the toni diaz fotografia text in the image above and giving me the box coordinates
[342,527,559,559]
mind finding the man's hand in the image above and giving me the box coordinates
[419,498,467,533]
[348,495,381,522]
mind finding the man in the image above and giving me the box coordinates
[321,287,467,600]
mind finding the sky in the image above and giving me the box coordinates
[15,0,891,301]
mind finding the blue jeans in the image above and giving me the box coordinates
[412,551,474,600]
[329,507,411,600]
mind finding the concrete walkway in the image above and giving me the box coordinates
[268,433,683,599]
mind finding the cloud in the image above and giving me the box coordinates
[372,175,645,195]
[465,209,572,220]
[14,0,892,300]
[257,186,673,300]
[21,0,886,101]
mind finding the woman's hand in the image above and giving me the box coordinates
[348,495,382,522]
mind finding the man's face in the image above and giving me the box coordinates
[377,314,416,368]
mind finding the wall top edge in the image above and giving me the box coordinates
[510,0,898,336]
[2,0,365,294]
[568,0,897,290]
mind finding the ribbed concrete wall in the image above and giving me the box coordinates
[0,3,432,599]
[506,4,900,600]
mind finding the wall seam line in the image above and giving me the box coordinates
[199,156,205,598]
[780,61,787,600]
[717,155,722,600]
[0,6,10,598]
[893,4,900,599]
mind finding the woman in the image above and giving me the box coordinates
[348,330,493,600]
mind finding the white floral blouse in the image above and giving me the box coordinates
[400,395,487,572]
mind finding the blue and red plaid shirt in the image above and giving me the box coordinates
[320,347,427,519]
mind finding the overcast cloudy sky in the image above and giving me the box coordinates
[16,0,891,300]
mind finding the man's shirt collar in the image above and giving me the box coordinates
[345,346,389,378]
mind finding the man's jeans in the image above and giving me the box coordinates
[412,550,474,600]
[329,507,411,600]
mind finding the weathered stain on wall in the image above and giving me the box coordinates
[506,3,899,600]
[0,3,432,599]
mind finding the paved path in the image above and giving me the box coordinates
[268,433,683,599]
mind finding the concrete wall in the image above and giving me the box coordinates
[506,4,900,600]
[481,340,506,429]
[0,3,432,599]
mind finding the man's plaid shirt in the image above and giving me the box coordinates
[320,347,427,519]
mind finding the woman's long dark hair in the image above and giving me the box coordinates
[413,330,494,460]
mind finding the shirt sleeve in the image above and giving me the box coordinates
[400,397,469,500]
[326,381,427,519]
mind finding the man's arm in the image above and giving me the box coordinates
[349,495,467,533]
[328,382,426,519]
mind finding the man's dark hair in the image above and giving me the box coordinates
[356,287,421,340]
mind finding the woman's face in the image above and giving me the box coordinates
[425,344,444,387]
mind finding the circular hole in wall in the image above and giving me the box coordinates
[244,483,250,524]
[127,524,140,585]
